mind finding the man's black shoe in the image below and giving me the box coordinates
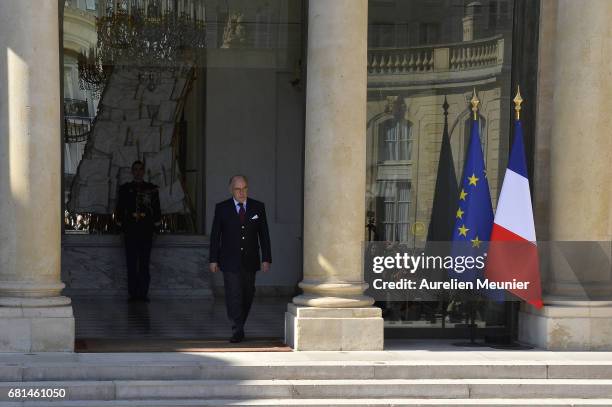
[229,329,244,343]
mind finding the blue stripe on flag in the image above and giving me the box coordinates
[507,120,528,178]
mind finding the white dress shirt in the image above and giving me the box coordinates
[233,198,247,214]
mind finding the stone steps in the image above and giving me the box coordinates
[4,362,612,381]
[2,399,612,407]
[2,358,612,405]
[2,379,612,402]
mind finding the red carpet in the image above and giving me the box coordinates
[75,338,291,352]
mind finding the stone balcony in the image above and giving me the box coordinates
[63,1,97,54]
[368,35,506,91]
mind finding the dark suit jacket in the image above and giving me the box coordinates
[115,181,161,236]
[209,198,272,273]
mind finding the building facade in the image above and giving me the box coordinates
[0,0,610,352]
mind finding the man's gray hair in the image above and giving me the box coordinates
[229,174,249,185]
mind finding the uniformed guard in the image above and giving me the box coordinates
[115,160,161,302]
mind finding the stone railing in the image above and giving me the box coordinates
[64,97,90,117]
[368,35,504,75]
[64,116,94,143]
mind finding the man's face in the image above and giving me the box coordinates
[132,164,145,182]
[230,177,248,203]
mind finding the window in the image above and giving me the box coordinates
[85,0,97,11]
[254,6,275,48]
[366,0,522,333]
[380,181,411,242]
[63,0,304,235]
[380,119,413,162]
[419,22,440,45]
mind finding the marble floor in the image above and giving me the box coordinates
[72,297,289,340]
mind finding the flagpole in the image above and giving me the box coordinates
[489,86,533,350]
[514,85,523,120]
[452,89,488,348]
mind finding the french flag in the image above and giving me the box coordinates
[485,119,543,308]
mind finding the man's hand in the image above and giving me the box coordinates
[209,262,220,273]
[261,262,271,273]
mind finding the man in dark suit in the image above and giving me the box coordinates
[209,175,272,343]
[115,160,161,303]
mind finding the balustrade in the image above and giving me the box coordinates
[368,35,503,75]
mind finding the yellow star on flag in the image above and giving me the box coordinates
[459,189,468,201]
[468,173,479,186]
[458,224,469,237]
[471,236,481,248]
[456,208,464,219]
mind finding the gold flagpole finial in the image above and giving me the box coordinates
[470,88,480,120]
[513,86,523,120]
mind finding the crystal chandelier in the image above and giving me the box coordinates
[79,0,207,94]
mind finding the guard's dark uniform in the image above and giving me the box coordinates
[209,198,272,333]
[115,181,161,300]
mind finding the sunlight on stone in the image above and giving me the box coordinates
[8,47,30,204]
[317,253,338,277]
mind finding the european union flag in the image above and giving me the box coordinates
[451,118,494,282]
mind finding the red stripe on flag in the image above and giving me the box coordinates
[487,224,543,308]
[490,222,529,242]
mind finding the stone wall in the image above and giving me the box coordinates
[61,234,212,298]
[61,234,297,298]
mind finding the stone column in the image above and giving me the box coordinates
[0,1,74,352]
[519,0,612,350]
[284,0,383,351]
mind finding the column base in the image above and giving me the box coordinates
[0,304,74,352]
[293,281,375,308]
[519,300,612,350]
[284,303,384,351]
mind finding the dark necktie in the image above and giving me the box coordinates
[238,202,246,223]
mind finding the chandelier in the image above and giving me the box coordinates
[79,0,207,94]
